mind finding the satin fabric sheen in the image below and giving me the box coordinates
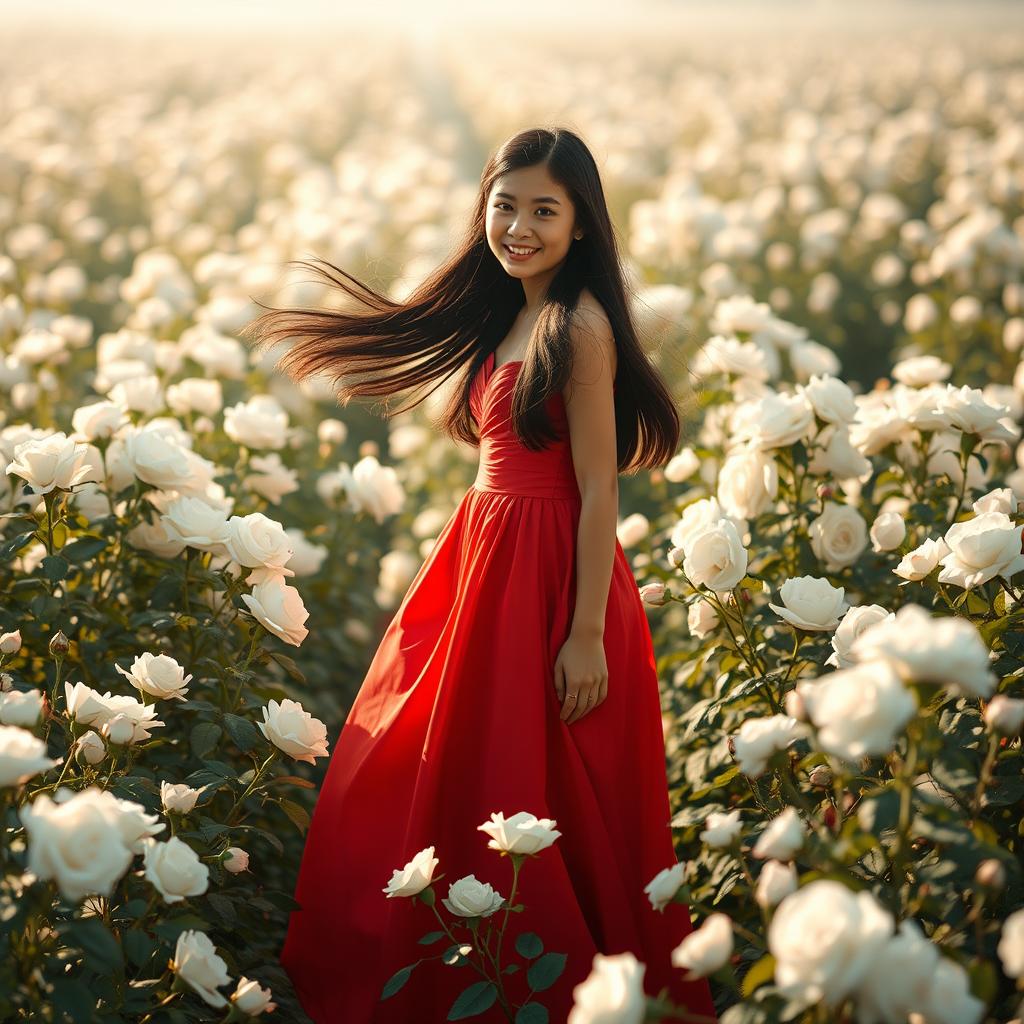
[280,350,718,1023]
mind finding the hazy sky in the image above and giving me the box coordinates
[1,0,1011,33]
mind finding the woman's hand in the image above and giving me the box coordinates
[553,630,608,725]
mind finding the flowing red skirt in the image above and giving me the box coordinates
[280,352,718,1023]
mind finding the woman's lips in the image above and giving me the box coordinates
[503,243,540,261]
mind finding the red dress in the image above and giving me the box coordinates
[280,350,718,1023]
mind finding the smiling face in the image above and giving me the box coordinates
[485,164,581,288]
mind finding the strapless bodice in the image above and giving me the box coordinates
[469,351,580,499]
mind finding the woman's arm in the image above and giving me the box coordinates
[554,299,619,724]
[564,302,619,636]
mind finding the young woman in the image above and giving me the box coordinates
[244,126,717,1024]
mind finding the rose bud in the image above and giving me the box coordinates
[49,630,70,657]
[808,765,833,789]
[975,859,1006,891]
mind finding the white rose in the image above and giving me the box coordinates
[143,835,210,903]
[670,913,733,979]
[79,790,164,853]
[869,511,906,553]
[769,880,893,1010]
[643,861,685,913]
[442,874,505,918]
[244,452,300,505]
[0,724,61,786]
[70,400,128,441]
[717,448,778,519]
[732,391,815,451]
[891,354,951,387]
[809,503,868,571]
[73,730,106,765]
[670,497,746,553]
[699,809,742,849]
[161,781,203,814]
[284,528,328,577]
[223,394,289,450]
[851,603,996,698]
[63,681,113,726]
[126,519,187,559]
[921,956,986,1024]
[664,447,699,482]
[856,919,939,1024]
[904,293,939,334]
[682,518,748,592]
[222,847,249,873]
[103,714,136,746]
[478,810,561,855]
[938,511,1024,589]
[317,418,347,445]
[172,930,231,1009]
[752,807,805,861]
[617,512,649,548]
[109,374,164,416]
[19,788,134,900]
[639,581,667,606]
[0,629,20,654]
[769,576,849,631]
[790,339,840,381]
[115,652,193,701]
[242,577,310,647]
[66,684,164,744]
[937,384,1019,444]
[797,661,917,762]
[798,374,857,425]
[687,599,720,639]
[0,688,44,726]
[383,845,439,898]
[998,907,1024,979]
[5,431,93,494]
[694,334,770,380]
[166,377,223,417]
[568,952,647,1024]
[754,860,798,908]
[984,695,1024,736]
[808,425,872,481]
[123,425,193,490]
[826,605,894,670]
[160,495,230,554]
[258,698,328,764]
[732,715,805,776]
[224,512,295,577]
[893,536,950,581]
[231,977,277,1016]
[339,455,406,523]
[972,486,1015,515]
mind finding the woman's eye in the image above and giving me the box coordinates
[494,203,554,216]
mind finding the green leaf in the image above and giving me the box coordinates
[0,529,37,561]
[381,964,415,999]
[123,928,157,968]
[69,918,123,974]
[447,981,498,1019]
[41,554,70,581]
[515,932,543,959]
[515,1003,549,1024]
[418,930,447,945]
[741,953,776,997]
[222,712,262,753]
[269,650,307,683]
[50,978,95,1023]
[278,797,311,834]
[526,952,566,992]
[62,536,108,562]
[190,722,222,760]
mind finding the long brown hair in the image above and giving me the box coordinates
[241,126,680,472]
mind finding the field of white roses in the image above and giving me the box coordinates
[1,13,1024,1024]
